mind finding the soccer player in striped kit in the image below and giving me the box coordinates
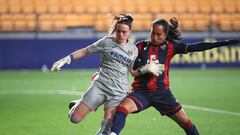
[51,14,164,135]
[110,18,240,135]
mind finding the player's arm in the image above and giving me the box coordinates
[51,47,89,72]
[186,39,240,53]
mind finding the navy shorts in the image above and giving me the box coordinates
[128,90,182,116]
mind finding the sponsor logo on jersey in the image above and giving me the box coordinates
[110,51,132,65]
[111,43,118,48]
[160,44,166,50]
[128,50,133,56]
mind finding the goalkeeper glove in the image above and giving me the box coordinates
[51,55,72,72]
[139,60,165,76]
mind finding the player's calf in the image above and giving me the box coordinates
[95,119,112,135]
[182,120,200,135]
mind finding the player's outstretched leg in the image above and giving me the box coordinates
[95,120,112,135]
[169,109,200,135]
[182,120,199,135]
[110,106,129,135]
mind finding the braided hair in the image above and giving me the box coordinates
[108,13,133,35]
[152,17,182,42]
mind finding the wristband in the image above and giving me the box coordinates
[70,54,74,61]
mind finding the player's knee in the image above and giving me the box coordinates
[69,111,85,124]
[181,119,193,129]
[116,105,129,115]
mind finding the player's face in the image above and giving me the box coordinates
[115,23,131,44]
[150,24,167,45]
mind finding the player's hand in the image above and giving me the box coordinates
[140,60,165,76]
[148,60,165,76]
[51,55,71,72]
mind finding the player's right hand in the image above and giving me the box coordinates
[140,60,165,76]
[147,60,165,76]
[51,55,71,72]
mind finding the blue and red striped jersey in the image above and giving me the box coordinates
[132,39,236,92]
[132,40,187,92]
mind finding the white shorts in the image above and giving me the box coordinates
[80,83,127,111]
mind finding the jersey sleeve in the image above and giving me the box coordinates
[87,37,106,53]
[186,40,239,53]
[173,42,188,54]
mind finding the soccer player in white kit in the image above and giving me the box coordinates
[51,14,164,135]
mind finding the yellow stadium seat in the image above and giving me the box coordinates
[0,14,14,32]
[94,14,112,32]
[135,0,149,13]
[236,0,240,13]
[174,0,187,13]
[132,13,153,31]
[193,14,210,31]
[25,14,37,31]
[85,1,98,14]
[22,4,35,14]
[122,0,136,13]
[39,14,66,31]
[98,0,111,13]
[0,5,8,14]
[35,0,48,14]
[161,0,174,13]
[223,0,237,13]
[148,0,162,13]
[109,0,123,14]
[8,4,21,13]
[47,1,60,13]
[14,14,27,31]
[218,14,232,31]
[38,14,54,31]
[187,0,199,13]
[179,14,195,31]
[53,14,66,31]
[65,14,93,28]
[211,0,224,13]
[232,14,240,30]
[198,0,212,13]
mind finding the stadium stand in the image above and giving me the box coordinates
[0,0,239,33]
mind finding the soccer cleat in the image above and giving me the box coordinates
[110,132,117,135]
[68,100,78,110]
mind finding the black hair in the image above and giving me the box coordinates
[152,17,182,42]
[108,13,133,35]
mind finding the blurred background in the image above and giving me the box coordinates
[0,0,240,70]
[0,1,240,135]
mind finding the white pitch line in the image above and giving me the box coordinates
[183,104,240,116]
[0,89,83,96]
[0,90,240,116]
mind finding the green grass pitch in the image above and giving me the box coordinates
[0,68,240,135]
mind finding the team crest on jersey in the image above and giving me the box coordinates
[128,50,133,56]
[160,44,166,50]
[111,44,118,48]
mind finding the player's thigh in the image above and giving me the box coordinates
[73,102,92,117]
[126,91,150,113]
[80,85,106,111]
[153,90,181,116]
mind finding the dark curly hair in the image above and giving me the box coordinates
[152,17,182,42]
[108,13,133,35]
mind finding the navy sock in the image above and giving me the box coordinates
[183,120,200,135]
[111,106,128,135]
